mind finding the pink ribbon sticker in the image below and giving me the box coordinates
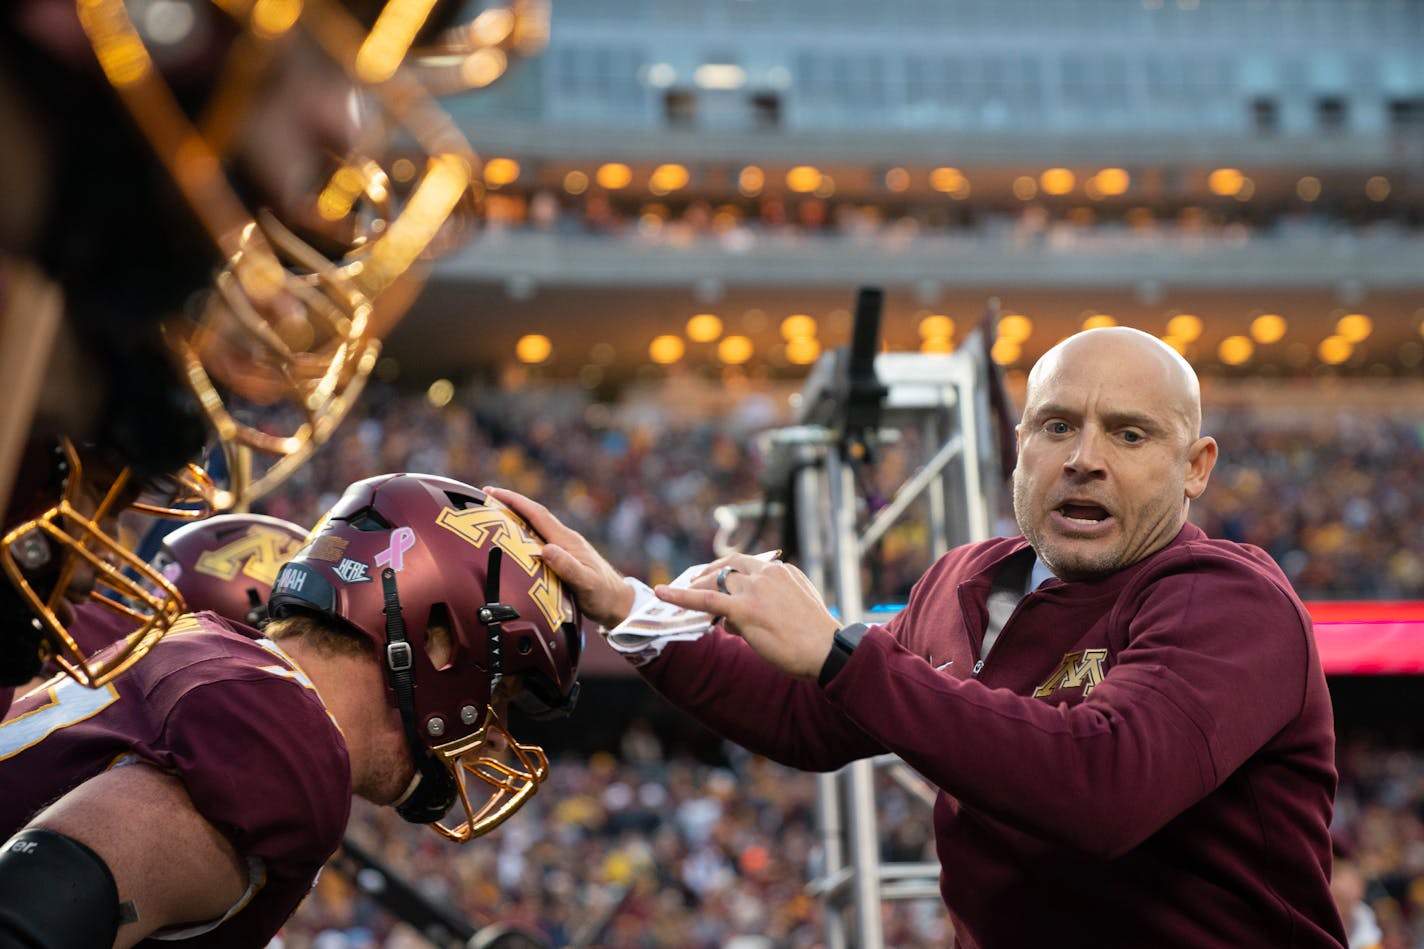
[374,527,417,572]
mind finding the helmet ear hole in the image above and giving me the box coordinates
[517,635,533,655]
[425,604,454,671]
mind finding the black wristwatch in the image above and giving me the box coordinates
[818,622,871,687]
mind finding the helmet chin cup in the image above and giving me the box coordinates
[8,530,51,572]
[395,751,460,826]
[392,710,551,841]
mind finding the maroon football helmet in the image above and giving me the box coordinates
[268,473,581,841]
[152,514,310,628]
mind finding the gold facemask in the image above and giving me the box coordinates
[427,709,550,842]
[76,0,489,509]
[0,439,213,687]
[403,0,550,95]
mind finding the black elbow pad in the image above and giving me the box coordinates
[0,829,123,949]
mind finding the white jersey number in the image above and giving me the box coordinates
[0,677,119,762]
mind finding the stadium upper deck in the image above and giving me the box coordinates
[375,0,1423,385]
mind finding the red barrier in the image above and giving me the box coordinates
[1307,601,1424,675]
[579,601,1424,677]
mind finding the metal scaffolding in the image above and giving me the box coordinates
[717,301,1006,947]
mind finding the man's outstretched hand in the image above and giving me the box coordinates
[484,486,635,630]
[490,487,840,679]
[654,552,840,680]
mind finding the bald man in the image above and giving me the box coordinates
[494,327,1346,948]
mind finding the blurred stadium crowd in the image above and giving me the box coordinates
[255,378,1424,602]
[247,378,1422,947]
[1201,406,1424,599]
[285,738,949,948]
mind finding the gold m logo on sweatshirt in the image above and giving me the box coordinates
[1033,649,1108,698]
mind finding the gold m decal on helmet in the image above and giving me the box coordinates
[524,570,569,632]
[195,524,308,586]
[435,506,569,629]
[1032,649,1108,698]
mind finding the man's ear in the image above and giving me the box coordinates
[1184,436,1218,500]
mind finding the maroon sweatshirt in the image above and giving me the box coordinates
[642,524,1346,947]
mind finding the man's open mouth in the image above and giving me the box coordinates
[1057,502,1111,525]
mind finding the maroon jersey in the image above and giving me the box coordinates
[641,524,1346,948]
[44,600,141,678]
[1,602,145,721]
[0,612,352,947]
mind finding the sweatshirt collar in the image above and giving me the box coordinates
[990,522,1205,597]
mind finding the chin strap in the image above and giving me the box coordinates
[382,565,457,825]
[244,587,268,629]
[384,545,525,829]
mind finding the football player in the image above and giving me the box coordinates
[0,0,505,699]
[0,474,582,947]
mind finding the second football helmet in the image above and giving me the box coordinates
[152,513,309,628]
[268,473,581,841]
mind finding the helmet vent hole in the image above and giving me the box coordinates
[443,490,483,510]
[349,508,392,531]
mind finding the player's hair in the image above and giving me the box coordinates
[267,610,453,669]
[265,612,373,660]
